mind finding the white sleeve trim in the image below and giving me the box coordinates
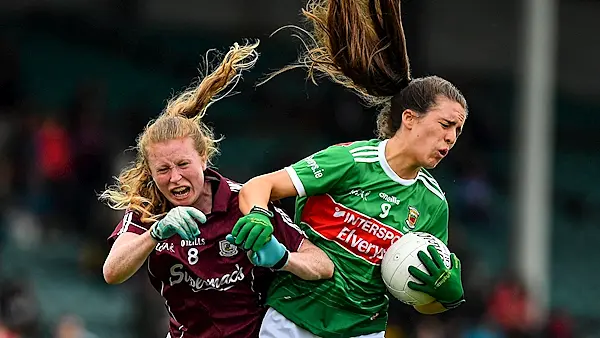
[285,166,306,197]
[295,238,306,252]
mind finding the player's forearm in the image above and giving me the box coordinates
[283,247,335,281]
[239,176,272,214]
[413,301,448,315]
[103,231,157,284]
[240,170,299,214]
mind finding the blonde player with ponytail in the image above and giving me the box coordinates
[100,41,333,338]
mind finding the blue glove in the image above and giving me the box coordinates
[226,234,289,270]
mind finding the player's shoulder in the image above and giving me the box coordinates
[205,168,243,208]
[223,178,243,194]
[415,169,446,202]
[219,175,243,203]
[328,139,382,164]
[118,209,151,232]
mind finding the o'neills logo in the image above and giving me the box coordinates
[301,195,403,265]
[379,192,400,205]
[169,264,245,292]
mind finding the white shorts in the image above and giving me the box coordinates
[259,307,385,338]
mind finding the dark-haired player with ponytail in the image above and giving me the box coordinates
[228,1,468,337]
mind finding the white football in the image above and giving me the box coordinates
[381,232,452,306]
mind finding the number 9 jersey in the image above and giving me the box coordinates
[267,139,450,338]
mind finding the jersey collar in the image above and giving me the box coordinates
[204,167,232,213]
[378,139,418,186]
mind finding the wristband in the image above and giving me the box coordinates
[272,250,290,270]
[149,223,164,242]
[249,205,274,218]
[440,295,466,310]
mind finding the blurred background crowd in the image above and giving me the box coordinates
[0,0,599,337]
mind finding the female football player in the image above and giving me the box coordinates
[100,40,334,338]
[229,1,467,337]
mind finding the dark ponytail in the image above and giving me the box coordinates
[266,0,467,139]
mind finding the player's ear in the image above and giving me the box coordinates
[200,155,208,171]
[401,109,418,130]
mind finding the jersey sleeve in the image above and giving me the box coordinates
[107,211,150,246]
[424,200,449,245]
[269,204,306,252]
[284,145,355,198]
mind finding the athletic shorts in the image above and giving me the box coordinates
[259,307,385,338]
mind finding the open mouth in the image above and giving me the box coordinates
[171,186,191,199]
[438,149,448,157]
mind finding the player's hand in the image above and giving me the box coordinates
[226,234,289,269]
[407,245,465,309]
[229,206,274,252]
[150,206,206,241]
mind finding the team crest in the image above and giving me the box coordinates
[405,206,420,229]
[218,240,239,257]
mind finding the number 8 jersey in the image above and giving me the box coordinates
[108,169,306,338]
[266,139,449,338]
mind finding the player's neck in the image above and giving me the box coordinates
[193,181,214,214]
[384,137,420,179]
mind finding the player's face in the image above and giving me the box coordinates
[146,137,208,208]
[408,96,466,169]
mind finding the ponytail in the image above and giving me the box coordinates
[263,0,410,107]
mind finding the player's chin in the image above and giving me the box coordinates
[423,158,443,169]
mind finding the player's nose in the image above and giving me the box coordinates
[445,129,457,146]
[169,168,183,182]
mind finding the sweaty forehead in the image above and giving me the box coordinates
[147,140,195,164]
[433,99,467,124]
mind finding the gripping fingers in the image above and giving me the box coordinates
[178,211,199,239]
[408,265,433,285]
[407,281,428,293]
[234,222,253,246]
[427,245,445,269]
[183,207,207,224]
[231,218,246,238]
[417,250,439,276]
[171,223,192,241]
[450,253,460,270]
[184,215,201,238]
[243,226,266,251]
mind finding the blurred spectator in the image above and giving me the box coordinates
[462,318,505,338]
[33,114,76,233]
[0,324,19,338]
[544,309,574,338]
[487,276,540,337]
[415,317,446,338]
[0,279,40,337]
[67,83,111,236]
[54,315,98,338]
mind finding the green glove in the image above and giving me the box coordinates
[150,206,206,241]
[407,245,465,309]
[230,206,274,252]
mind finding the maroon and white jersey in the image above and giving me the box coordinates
[108,168,306,338]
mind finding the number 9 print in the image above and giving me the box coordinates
[379,203,391,218]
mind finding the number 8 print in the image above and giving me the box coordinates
[188,247,199,265]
